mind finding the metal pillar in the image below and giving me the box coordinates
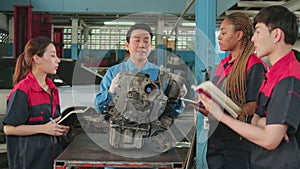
[31,12,52,39]
[83,27,89,49]
[53,28,64,58]
[71,18,78,60]
[13,5,32,58]
[195,0,216,169]
[156,17,167,66]
[8,17,13,56]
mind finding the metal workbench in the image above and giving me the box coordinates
[54,132,188,169]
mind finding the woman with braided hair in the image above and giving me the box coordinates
[196,12,266,169]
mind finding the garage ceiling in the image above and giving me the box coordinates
[0,0,299,27]
[53,0,300,27]
[224,0,300,18]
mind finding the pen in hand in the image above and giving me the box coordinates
[49,117,57,124]
[49,117,67,136]
[179,97,204,107]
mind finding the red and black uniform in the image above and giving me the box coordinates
[251,51,300,169]
[3,72,62,169]
[207,54,266,169]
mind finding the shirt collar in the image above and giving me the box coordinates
[226,53,236,64]
[267,50,295,79]
[26,72,58,92]
[269,50,294,72]
[126,58,152,71]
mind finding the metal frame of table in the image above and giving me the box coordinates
[54,133,187,169]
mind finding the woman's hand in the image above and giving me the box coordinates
[198,93,225,121]
[189,100,209,116]
[45,117,70,136]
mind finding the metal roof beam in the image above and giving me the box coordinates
[217,0,239,16]
[238,1,285,8]
[0,0,195,14]
[226,9,300,17]
[282,0,300,11]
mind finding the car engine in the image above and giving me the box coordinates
[102,66,186,152]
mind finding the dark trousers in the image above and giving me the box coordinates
[207,148,250,169]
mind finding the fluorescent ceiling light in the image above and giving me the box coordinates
[104,21,135,26]
[181,22,196,26]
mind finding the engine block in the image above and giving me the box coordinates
[103,66,186,152]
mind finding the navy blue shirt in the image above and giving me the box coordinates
[208,54,266,151]
[251,51,300,169]
[3,72,62,169]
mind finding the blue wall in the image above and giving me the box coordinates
[0,0,195,14]
[0,0,237,17]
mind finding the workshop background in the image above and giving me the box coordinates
[0,0,300,169]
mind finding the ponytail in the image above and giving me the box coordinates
[13,52,31,86]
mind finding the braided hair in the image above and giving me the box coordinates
[221,12,254,121]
